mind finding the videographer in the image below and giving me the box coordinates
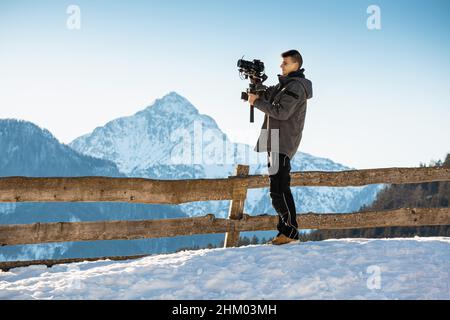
[248,49,313,245]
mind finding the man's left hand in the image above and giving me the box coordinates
[248,93,258,106]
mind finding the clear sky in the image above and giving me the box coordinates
[1,0,449,169]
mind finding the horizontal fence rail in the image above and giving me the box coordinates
[0,167,449,204]
[0,255,150,272]
[1,208,449,246]
[0,165,449,271]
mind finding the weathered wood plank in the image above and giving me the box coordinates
[224,165,250,247]
[1,208,449,246]
[0,167,448,205]
[0,254,150,272]
[238,207,450,231]
[247,166,450,188]
[0,176,234,204]
[0,214,231,246]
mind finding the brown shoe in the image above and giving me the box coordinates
[270,234,299,245]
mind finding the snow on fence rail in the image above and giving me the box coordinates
[0,165,449,271]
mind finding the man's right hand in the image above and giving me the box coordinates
[248,93,258,106]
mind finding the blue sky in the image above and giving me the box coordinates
[1,0,449,169]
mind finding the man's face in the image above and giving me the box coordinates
[280,56,299,76]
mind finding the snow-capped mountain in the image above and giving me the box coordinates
[69,92,384,219]
[69,91,228,177]
[0,119,122,178]
[0,119,223,261]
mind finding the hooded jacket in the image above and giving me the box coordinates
[253,68,313,160]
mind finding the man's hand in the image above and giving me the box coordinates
[248,93,258,106]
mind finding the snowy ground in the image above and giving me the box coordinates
[1,237,450,300]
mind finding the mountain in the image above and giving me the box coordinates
[0,119,121,177]
[69,91,230,178]
[69,91,384,221]
[0,119,223,261]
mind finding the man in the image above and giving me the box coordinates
[248,49,313,245]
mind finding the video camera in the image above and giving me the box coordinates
[237,58,268,123]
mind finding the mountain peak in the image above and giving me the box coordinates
[147,91,199,115]
[164,91,185,100]
[0,118,57,143]
[0,118,122,177]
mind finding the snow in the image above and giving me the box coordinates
[1,237,450,300]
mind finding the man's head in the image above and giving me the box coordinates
[280,49,303,76]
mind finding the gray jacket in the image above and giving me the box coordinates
[253,69,313,160]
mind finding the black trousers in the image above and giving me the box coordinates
[268,152,299,239]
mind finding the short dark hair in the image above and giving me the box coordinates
[281,49,303,68]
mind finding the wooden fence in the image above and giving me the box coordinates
[0,165,449,271]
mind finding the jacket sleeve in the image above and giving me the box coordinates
[260,85,277,101]
[253,81,305,121]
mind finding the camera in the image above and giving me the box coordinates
[237,58,269,123]
[237,58,265,75]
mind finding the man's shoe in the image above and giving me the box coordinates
[265,232,282,244]
[269,234,299,245]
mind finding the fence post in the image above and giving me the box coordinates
[224,164,250,248]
